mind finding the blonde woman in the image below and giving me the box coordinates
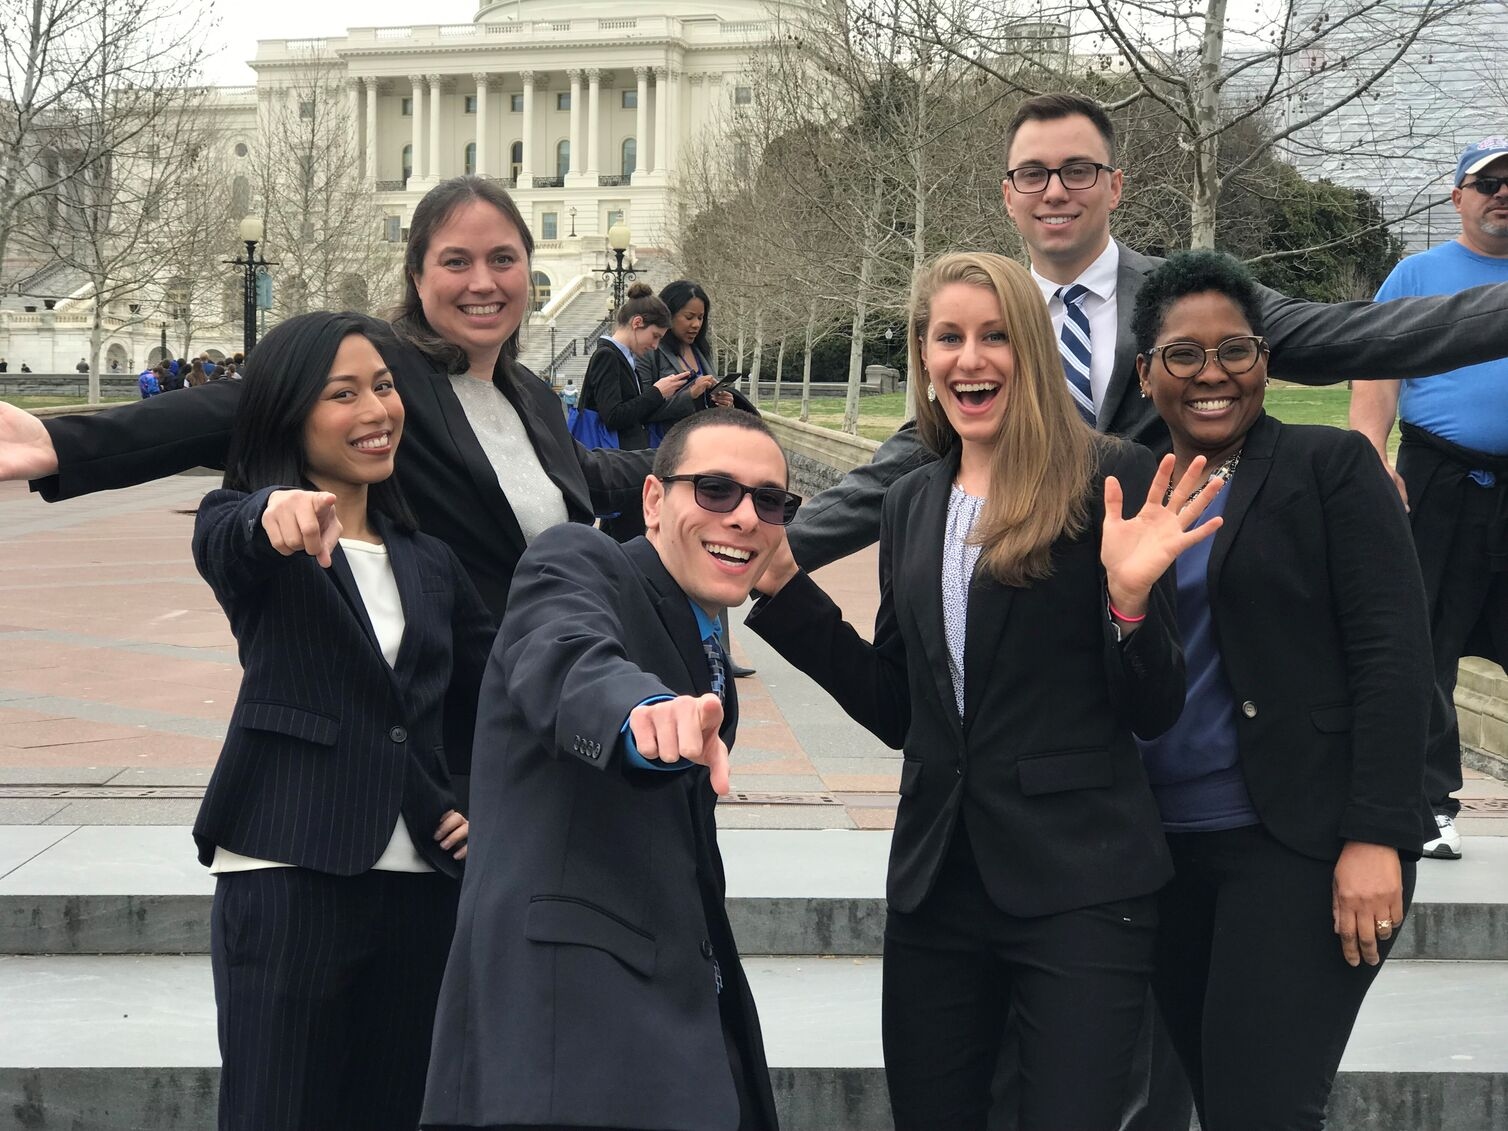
[749,252,1221,1130]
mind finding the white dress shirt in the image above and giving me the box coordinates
[1032,240,1121,417]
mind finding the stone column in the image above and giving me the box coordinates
[474,73,489,176]
[519,71,536,186]
[566,68,583,179]
[364,78,378,184]
[651,66,668,175]
[428,73,443,181]
[665,68,681,174]
[347,79,362,170]
[409,75,426,180]
[633,66,649,182]
[688,72,707,142]
[586,68,602,178]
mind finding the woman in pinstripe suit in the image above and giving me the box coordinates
[192,311,495,1131]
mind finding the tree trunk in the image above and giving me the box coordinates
[1190,0,1230,249]
[801,302,816,424]
[748,310,764,409]
[88,294,104,405]
[842,181,884,435]
[772,337,786,409]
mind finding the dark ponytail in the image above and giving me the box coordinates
[615,281,671,329]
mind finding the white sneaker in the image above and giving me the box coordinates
[1423,813,1462,860]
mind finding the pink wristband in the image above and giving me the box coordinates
[1108,601,1147,624]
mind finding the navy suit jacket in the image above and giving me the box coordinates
[192,487,496,876]
[423,524,777,1131]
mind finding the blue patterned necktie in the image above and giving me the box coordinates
[1055,284,1096,426]
[703,633,726,703]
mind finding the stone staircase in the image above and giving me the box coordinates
[2,827,1506,1129]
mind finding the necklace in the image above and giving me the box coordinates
[1168,449,1241,504]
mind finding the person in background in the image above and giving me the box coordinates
[581,281,712,541]
[137,366,162,399]
[75,357,89,374]
[1350,135,1508,862]
[638,278,750,671]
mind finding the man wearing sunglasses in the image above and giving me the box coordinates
[1351,136,1508,864]
[423,408,796,1131]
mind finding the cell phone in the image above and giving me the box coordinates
[710,372,748,392]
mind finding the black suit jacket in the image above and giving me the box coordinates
[749,440,1181,917]
[34,325,652,616]
[580,338,695,450]
[787,240,1508,571]
[422,524,776,1131]
[191,488,495,876]
[1199,414,1432,860]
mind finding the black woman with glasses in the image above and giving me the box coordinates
[748,251,1226,1131]
[1130,250,1432,1131]
[423,409,795,1131]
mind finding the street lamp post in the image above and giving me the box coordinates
[884,326,895,370]
[548,318,558,379]
[568,206,578,237]
[598,222,637,313]
[227,216,274,356]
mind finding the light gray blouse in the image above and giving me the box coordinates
[942,485,987,719]
[447,374,568,545]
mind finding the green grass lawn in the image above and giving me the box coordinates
[0,395,133,409]
[766,384,1357,444]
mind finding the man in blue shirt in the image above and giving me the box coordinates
[1351,136,1508,860]
[422,408,796,1131]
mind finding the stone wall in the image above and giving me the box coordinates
[764,416,880,501]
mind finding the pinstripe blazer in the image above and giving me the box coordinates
[191,487,496,877]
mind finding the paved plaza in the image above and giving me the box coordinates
[2,471,1507,1130]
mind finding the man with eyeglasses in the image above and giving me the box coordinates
[786,95,1508,570]
[422,408,795,1131]
[1351,136,1508,864]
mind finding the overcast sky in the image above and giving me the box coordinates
[205,0,477,84]
[202,0,1281,86]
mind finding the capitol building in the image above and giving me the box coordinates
[0,0,772,376]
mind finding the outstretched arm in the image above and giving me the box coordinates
[785,422,939,572]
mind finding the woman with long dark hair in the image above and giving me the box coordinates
[0,175,650,615]
[194,311,492,1131]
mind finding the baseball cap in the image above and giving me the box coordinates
[1455,137,1508,186]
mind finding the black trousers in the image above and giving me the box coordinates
[1399,446,1508,817]
[1151,825,1415,1131]
[211,867,459,1131]
[883,832,1157,1131]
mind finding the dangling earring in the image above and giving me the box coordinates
[1139,386,1148,399]
[926,383,937,403]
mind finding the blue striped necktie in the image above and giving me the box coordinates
[1055,284,1096,426]
[703,634,726,702]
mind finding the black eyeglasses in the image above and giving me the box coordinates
[1464,175,1508,196]
[659,474,802,526]
[1004,162,1116,193]
[1145,335,1268,380]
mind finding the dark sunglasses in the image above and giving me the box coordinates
[1464,175,1508,196]
[658,474,802,526]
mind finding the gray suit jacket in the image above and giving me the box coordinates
[787,241,1508,571]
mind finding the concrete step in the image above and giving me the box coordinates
[5,827,1506,961]
[1,955,1503,1131]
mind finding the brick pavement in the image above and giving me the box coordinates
[0,474,898,829]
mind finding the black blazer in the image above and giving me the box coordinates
[34,325,653,616]
[749,439,1181,918]
[191,487,496,877]
[1199,414,1432,860]
[423,525,776,1131]
[580,338,697,450]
